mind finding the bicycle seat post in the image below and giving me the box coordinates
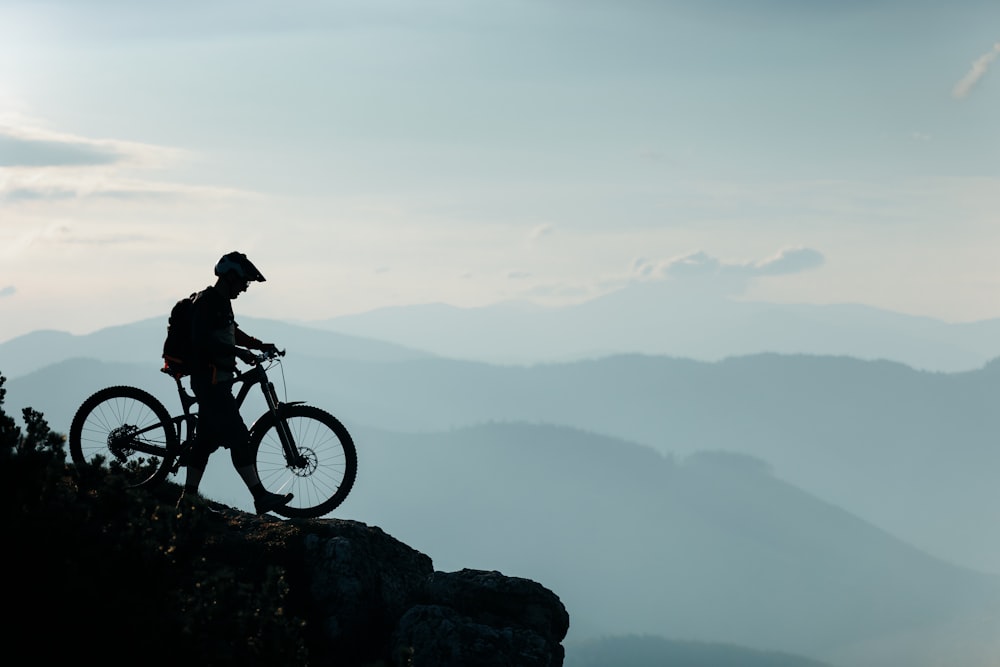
[174,376,198,415]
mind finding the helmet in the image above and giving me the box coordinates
[214,251,266,282]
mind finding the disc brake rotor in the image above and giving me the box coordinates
[289,447,318,477]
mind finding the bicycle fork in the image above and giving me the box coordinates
[261,378,307,468]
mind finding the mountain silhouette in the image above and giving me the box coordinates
[311,284,1000,371]
[343,421,1000,666]
[0,316,431,378]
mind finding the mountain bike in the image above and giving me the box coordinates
[68,349,357,518]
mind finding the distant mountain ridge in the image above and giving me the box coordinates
[0,315,432,379]
[309,285,1000,372]
[7,289,1000,377]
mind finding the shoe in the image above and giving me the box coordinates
[254,490,293,515]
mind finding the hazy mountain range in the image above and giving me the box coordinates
[308,283,1000,372]
[347,422,999,667]
[8,317,997,574]
[3,295,1000,666]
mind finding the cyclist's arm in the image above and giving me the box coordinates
[235,327,262,348]
[235,326,278,353]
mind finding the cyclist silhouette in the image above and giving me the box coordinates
[179,251,293,514]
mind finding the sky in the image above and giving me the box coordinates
[1,0,998,343]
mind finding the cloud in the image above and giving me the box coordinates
[0,121,250,204]
[0,222,155,261]
[0,124,178,168]
[662,251,721,278]
[644,246,825,281]
[0,285,14,298]
[952,42,1000,99]
[528,223,555,242]
[622,247,824,300]
[0,175,248,204]
[751,246,825,276]
[0,133,123,167]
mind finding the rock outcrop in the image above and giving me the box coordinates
[209,506,570,666]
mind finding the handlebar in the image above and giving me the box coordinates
[244,348,286,365]
[260,348,286,362]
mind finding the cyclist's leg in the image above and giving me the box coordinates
[185,374,227,497]
[190,373,290,513]
[201,392,293,513]
[233,438,293,513]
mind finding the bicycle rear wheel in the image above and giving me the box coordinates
[69,386,178,488]
[249,404,357,518]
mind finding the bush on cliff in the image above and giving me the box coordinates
[0,373,309,665]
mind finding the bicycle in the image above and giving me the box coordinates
[68,349,357,518]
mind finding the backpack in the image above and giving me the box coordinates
[161,292,198,377]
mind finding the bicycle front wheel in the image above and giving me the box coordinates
[69,386,178,488]
[249,404,357,518]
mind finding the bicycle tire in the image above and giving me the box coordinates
[69,385,178,488]
[249,404,357,519]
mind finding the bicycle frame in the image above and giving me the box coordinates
[166,358,305,468]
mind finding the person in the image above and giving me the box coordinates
[178,251,293,515]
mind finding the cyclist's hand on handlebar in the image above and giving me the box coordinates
[259,343,285,359]
[236,347,258,365]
